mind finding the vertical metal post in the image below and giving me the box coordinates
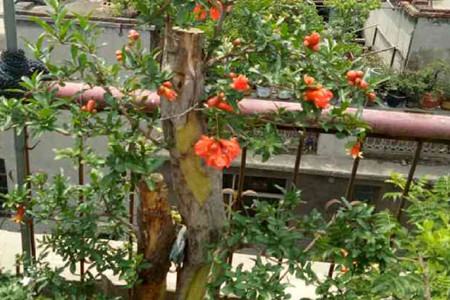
[390,48,397,68]
[292,130,305,187]
[4,0,34,263]
[371,27,378,48]
[224,148,247,300]
[396,140,423,221]
[345,143,363,201]
[235,147,247,210]
[129,180,135,250]
[128,183,135,300]
[3,0,18,52]
[329,142,363,279]
[78,138,85,283]
[15,255,21,276]
[24,128,36,259]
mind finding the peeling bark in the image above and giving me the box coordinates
[134,174,176,300]
[161,27,225,300]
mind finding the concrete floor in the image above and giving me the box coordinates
[0,229,329,299]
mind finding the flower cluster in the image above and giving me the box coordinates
[303,32,321,51]
[116,30,140,62]
[303,74,315,86]
[157,81,178,102]
[193,1,230,21]
[81,99,98,114]
[207,92,234,112]
[303,75,333,109]
[347,142,363,159]
[128,29,140,43]
[11,205,25,224]
[229,73,250,92]
[304,86,333,108]
[346,70,376,101]
[116,50,123,62]
[346,70,369,89]
[194,136,240,170]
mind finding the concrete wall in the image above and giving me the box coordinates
[15,15,154,64]
[365,3,450,70]
[364,3,416,69]
[407,16,450,69]
[317,134,354,158]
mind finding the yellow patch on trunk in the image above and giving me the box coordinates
[176,114,211,206]
[181,265,210,300]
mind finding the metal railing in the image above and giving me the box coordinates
[3,81,450,280]
[354,23,406,69]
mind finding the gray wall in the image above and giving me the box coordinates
[407,17,450,69]
[15,15,154,64]
[365,2,450,70]
[364,3,415,70]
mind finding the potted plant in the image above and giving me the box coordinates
[401,69,433,109]
[435,64,450,111]
[377,71,407,107]
[379,66,442,109]
[249,64,292,100]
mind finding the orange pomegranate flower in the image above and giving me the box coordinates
[11,205,25,224]
[206,93,234,112]
[220,138,240,159]
[303,32,321,51]
[207,96,221,108]
[347,142,363,159]
[194,136,241,170]
[304,87,333,109]
[163,88,178,101]
[216,102,234,112]
[210,1,223,21]
[193,4,208,21]
[303,74,315,85]
[230,75,250,92]
[157,82,178,102]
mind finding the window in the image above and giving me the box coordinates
[353,185,381,204]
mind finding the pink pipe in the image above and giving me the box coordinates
[239,98,450,141]
[54,82,160,111]
[53,83,450,141]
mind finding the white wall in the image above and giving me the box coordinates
[364,3,416,69]
[0,111,110,191]
[365,3,450,70]
[407,17,450,69]
[15,15,154,64]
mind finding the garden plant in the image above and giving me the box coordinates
[0,0,449,299]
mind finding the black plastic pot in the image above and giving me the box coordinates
[385,91,407,108]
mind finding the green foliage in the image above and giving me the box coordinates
[378,63,443,102]
[208,187,319,299]
[0,272,33,300]
[385,175,450,299]
[0,0,167,297]
[313,198,401,299]
[325,0,381,37]
[208,175,450,299]
[0,1,407,300]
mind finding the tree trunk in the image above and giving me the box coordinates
[134,174,176,300]
[161,27,225,300]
